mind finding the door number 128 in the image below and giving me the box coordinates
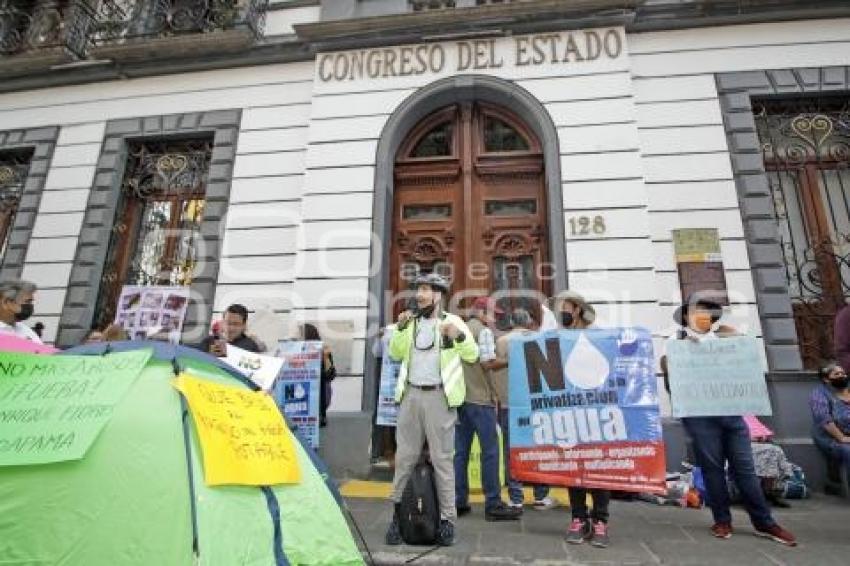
[568,215,606,236]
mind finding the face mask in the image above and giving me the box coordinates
[561,312,574,328]
[829,376,850,389]
[417,303,435,319]
[14,303,33,322]
[690,312,713,333]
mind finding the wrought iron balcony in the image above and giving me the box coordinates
[0,0,266,65]
[0,0,95,58]
[91,0,266,45]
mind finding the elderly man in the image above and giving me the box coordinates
[0,280,41,344]
[385,273,479,547]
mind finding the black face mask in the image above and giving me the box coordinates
[14,303,33,322]
[829,376,850,389]
[561,312,574,328]
[416,303,435,319]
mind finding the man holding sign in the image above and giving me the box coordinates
[662,293,796,547]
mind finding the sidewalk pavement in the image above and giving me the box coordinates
[342,488,850,565]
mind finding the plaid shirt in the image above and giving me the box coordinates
[810,383,850,435]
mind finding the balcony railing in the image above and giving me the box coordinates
[0,0,266,60]
[0,0,95,57]
[91,0,266,44]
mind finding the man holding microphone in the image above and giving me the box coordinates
[384,273,479,547]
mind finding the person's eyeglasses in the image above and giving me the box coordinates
[414,324,435,351]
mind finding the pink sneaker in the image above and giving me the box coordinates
[566,518,591,544]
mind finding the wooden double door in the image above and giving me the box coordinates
[390,102,551,325]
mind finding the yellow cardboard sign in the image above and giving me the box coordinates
[173,373,300,486]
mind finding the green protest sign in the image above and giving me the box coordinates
[0,350,152,466]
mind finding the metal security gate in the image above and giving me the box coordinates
[754,96,850,368]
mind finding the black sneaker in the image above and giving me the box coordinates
[437,520,455,546]
[385,505,402,546]
[485,501,522,521]
[457,503,472,517]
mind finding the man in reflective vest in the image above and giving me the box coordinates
[385,273,479,547]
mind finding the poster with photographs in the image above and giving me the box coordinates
[115,286,190,344]
[272,340,322,449]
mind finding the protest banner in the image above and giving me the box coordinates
[224,344,284,391]
[115,285,190,343]
[508,328,666,493]
[0,350,151,466]
[376,328,400,427]
[173,373,300,486]
[273,341,321,448]
[666,336,772,418]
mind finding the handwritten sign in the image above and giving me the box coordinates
[508,328,666,494]
[224,344,284,391]
[173,373,300,486]
[273,341,322,448]
[0,350,151,466]
[666,336,772,418]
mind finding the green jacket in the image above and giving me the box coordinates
[388,311,479,407]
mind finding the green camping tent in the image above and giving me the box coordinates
[0,343,364,566]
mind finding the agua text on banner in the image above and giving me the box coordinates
[508,328,666,494]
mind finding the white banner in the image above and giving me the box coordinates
[224,344,284,391]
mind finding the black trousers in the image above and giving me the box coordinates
[568,488,611,523]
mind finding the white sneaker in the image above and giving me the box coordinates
[508,501,523,509]
[533,497,557,510]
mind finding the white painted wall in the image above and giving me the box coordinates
[3,17,850,412]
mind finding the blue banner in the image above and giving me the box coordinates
[508,327,666,493]
[272,341,322,448]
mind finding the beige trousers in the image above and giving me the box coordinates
[390,386,458,521]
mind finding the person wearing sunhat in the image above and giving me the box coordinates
[384,273,479,547]
[553,291,612,548]
[663,292,797,547]
[454,296,521,522]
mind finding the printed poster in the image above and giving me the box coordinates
[376,328,401,427]
[0,350,151,466]
[224,344,284,391]
[173,373,301,486]
[115,285,190,343]
[666,336,772,418]
[273,341,322,449]
[508,328,666,494]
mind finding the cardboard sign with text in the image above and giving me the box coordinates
[0,350,151,466]
[173,373,300,486]
[508,328,665,494]
[667,336,772,418]
[224,344,284,391]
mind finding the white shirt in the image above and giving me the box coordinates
[0,321,43,344]
[540,304,559,331]
[477,326,496,362]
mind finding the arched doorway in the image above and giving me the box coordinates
[390,101,551,324]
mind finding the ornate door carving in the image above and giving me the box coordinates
[391,102,549,325]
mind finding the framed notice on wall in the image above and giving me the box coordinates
[114,286,190,343]
[672,229,728,305]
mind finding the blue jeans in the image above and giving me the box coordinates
[498,408,549,505]
[682,416,775,528]
[813,430,850,475]
[454,403,503,510]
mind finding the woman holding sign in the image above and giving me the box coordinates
[662,294,797,547]
[555,291,613,549]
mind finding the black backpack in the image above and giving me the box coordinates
[399,460,440,545]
